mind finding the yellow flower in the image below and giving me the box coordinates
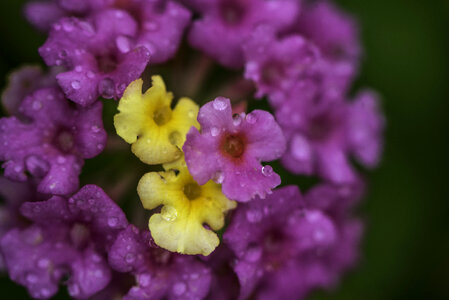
[137,158,236,256]
[114,76,199,165]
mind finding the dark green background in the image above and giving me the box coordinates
[0,0,448,299]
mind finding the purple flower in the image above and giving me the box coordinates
[108,225,212,300]
[183,97,286,202]
[39,9,150,105]
[243,25,320,107]
[224,184,363,300]
[295,0,361,66]
[188,0,299,68]
[0,185,128,299]
[24,0,107,31]
[1,65,60,116]
[0,87,107,195]
[121,0,192,64]
[279,90,384,183]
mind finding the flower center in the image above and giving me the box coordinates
[96,54,118,73]
[307,114,334,141]
[183,183,202,200]
[219,0,245,24]
[54,129,75,153]
[222,135,245,158]
[261,61,285,85]
[70,223,90,249]
[153,106,172,126]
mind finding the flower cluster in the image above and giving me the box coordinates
[0,0,384,299]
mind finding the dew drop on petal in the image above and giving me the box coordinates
[37,258,50,269]
[161,205,177,222]
[91,125,100,133]
[116,36,131,53]
[68,283,80,297]
[246,210,262,223]
[210,127,220,137]
[212,171,224,184]
[125,253,135,264]
[232,113,242,126]
[261,165,273,176]
[245,246,262,262]
[32,101,42,110]
[213,98,227,111]
[107,216,118,227]
[144,21,159,31]
[173,282,186,296]
[139,273,152,287]
[246,113,257,124]
[71,80,81,90]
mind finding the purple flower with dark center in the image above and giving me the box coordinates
[108,224,212,300]
[278,90,384,183]
[295,0,361,66]
[39,9,150,106]
[114,0,192,64]
[1,65,60,116]
[188,0,300,68]
[224,184,363,300]
[24,0,110,31]
[183,97,286,202]
[0,185,128,299]
[0,87,107,195]
[201,245,240,300]
[243,25,320,107]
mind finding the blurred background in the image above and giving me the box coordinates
[0,0,448,299]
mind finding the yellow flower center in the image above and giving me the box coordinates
[183,182,202,200]
[153,106,172,126]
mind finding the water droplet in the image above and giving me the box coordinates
[314,230,325,242]
[246,113,257,124]
[107,216,118,227]
[71,80,81,90]
[14,165,22,173]
[32,101,42,110]
[58,50,67,58]
[246,210,262,223]
[142,42,156,55]
[91,125,100,133]
[125,253,135,263]
[116,36,131,53]
[245,246,262,262]
[139,273,151,287]
[57,156,66,164]
[68,283,80,296]
[144,21,159,31]
[232,113,242,126]
[172,282,186,296]
[210,127,220,137]
[212,171,224,184]
[261,165,273,176]
[37,258,50,268]
[26,273,38,283]
[63,22,74,32]
[213,97,227,111]
[97,144,104,150]
[161,205,177,222]
[98,78,115,99]
[87,71,95,79]
[187,109,195,118]
[75,65,83,72]
[40,288,51,298]
[168,131,181,146]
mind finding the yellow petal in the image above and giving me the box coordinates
[137,160,236,256]
[114,76,198,165]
